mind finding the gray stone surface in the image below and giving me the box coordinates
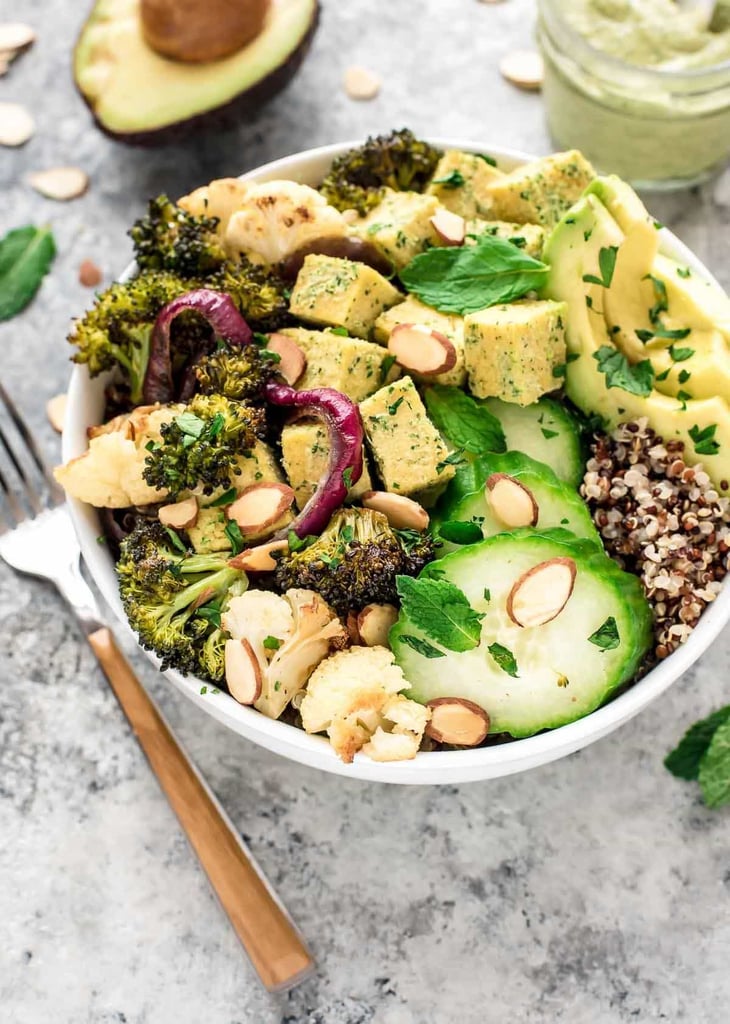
[1,1,730,1022]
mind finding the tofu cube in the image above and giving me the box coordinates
[353,189,441,270]
[288,254,401,339]
[282,327,399,401]
[373,295,466,387]
[426,149,505,219]
[281,421,372,510]
[359,377,455,498]
[484,150,595,228]
[466,219,545,259]
[464,300,567,407]
[187,442,284,553]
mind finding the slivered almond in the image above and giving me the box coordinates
[228,539,288,572]
[46,393,67,433]
[226,482,295,537]
[344,65,381,101]
[486,473,538,527]
[0,102,34,146]
[28,166,88,201]
[0,23,36,53]
[158,496,198,530]
[430,208,466,246]
[225,638,262,705]
[79,259,103,287]
[500,49,544,91]
[506,557,576,628]
[361,490,429,531]
[387,323,457,376]
[425,698,490,746]
[357,603,398,647]
[266,332,306,385]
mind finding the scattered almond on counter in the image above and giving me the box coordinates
[0,23,36,53]
[46,393,67,433]
[0,102,35,146]
[78,259,103,287]
[499,49,544,91]
[28,166,89,201]
[344,65,381,101]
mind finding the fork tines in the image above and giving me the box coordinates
[0,380,64,529]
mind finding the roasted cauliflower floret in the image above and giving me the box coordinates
[299,645,430,762]
[177,177,250,246]
[54,405,179,507]
[225,181,348,265]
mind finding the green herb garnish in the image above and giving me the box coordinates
[594,346,654,397]
[0,225,56,321]
[587,616,620,651]
[396,575,484,653]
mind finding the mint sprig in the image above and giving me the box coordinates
[424,385,506,456]
[0,225,57,321]
[396,575,484,652]
[666,705,730,809]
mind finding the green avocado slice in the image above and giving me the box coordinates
[74,0,319,144]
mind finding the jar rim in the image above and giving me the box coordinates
[538,0,730,82]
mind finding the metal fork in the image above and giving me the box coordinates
[0,381,314,993]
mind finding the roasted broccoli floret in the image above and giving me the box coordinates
[130,195,227,277]
[195,342,278,401]
[117,520,246,681]
[143,393,265,498]
[319,129,442,214]
[275,507,436,615]
[213,259,291,332]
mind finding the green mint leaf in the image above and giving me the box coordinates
[635,329,655,343]
[689,423,720,457]
[678,369,691,385]
[396,575,484,652]
[287,529,316,553]
[431,170,466,189]
[400,235,548,315]
[653,325,691,341]
[677,267,691,279]
[648,275,668,323]
[665,706,730,780]
[698,717,730,808]
[541,427,559,440]
[174,412,206,438]
[438,520,483,545]
[0,225,56,321]
[328,326,349,337]
[581,245,618,288]
[399,635,446,659]
[424,384,506,455]
[224,520,244,555]
[196,604,222,629]
[476,153,497,166]
[164,526,187,554]
[263,635,283,650]
[200,685,208,695]
[655,368,671,382]
[252,332,270,346]
[552,363,567,379]
[594,346,654,397]
[436,450,467,474]
[207,487,238,508]
[487,642,519,677]
[587,616,620,651]
[669,344,694,362]
[342,466,354,490]
[483,588,491,603]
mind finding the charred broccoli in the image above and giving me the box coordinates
[117,519,246,680]
[195,342,278,401]
[319,129,442,215]
[213,259,291,332]
[275,507,436,615]
[130,195,227,277]
[143,394,265,498]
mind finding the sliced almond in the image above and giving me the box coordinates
[79,259,103,287]
[387,323,457,377]
[158,496,198,530]
[228,539,288,572]
[430,208,466,247]
[46,393,67,433]
[486,473,538,528]
[28,166,89,201]
[425,698,490,746]
[0,23,36,53]
[225,638,262,705]
[506,557,577,628]
[357,603,398,647]
[361,490,430,531]
[344,65,381,101]
[226,482,295,538]
[266,332,307,385]
[0,102,34,146]
[499,49,544,91]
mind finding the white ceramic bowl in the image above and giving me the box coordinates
[62,138,730,784]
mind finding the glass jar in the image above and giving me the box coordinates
[537,0,730,190]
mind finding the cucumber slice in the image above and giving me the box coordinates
[435,451,600,552]
[480,397,585,488]
[391,528,652,738]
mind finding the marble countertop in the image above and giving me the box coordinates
[2,2,730,1021]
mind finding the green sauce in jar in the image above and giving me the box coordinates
[537,0,730,188]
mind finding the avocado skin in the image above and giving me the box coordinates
[73,2,320,147]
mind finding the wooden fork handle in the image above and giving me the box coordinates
[87,626,314,992]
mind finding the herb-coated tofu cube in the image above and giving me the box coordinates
[288,254,401,339]
[373,295,466,387]
[281,327,399,401]
[281,421,372,510]
[465,219,545,259]
[187,442,284,553]
[359,377,455,498]
[353,189,441,271]
[464,300,567,407]
[426,150,505,219]
[484,151,595,228]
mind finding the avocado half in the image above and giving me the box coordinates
[73,0,320,145]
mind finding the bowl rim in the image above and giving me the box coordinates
[62,136,730,784]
